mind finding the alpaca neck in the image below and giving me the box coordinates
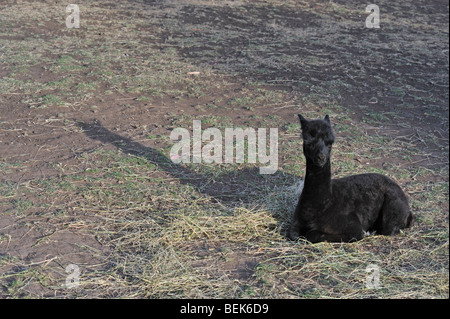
[303,158,332,197]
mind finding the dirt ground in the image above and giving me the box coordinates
[0,0,448,298]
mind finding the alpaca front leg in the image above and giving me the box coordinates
[288,204,305,240]
[288,222,301,241]
[288,217,311,241]
[305,229,365,243]
[304,230,341,243]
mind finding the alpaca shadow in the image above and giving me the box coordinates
[76,120,297,206]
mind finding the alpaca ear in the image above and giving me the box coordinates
[298,114,308,129]
[324,114,330,123]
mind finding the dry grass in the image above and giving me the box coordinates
[2,146,447,298]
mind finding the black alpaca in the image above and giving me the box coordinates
[289,114,415,243]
